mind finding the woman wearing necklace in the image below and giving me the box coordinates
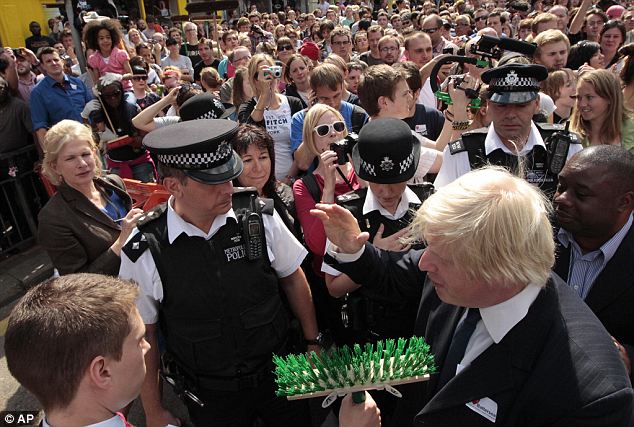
[38,120,143,275]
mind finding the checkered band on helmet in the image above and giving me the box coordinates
[361,160,376,176]
[489,75,540,92]
[157,141,232,169]
[399,152,415,174]
[196,109,220,120]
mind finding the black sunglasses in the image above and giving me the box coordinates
[475,15,489,22]
[278,44,294,51]
[132,75,148,81]
[422,27,439,33]
[314,121,345,137]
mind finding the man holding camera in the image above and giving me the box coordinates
[434,63,582,194]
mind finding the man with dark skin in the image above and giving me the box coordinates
[25,21,55,52]
[553,145,634,380]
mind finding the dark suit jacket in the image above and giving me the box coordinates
[554,224,634,378]
[326,244,634,427]
[37,175,132,276]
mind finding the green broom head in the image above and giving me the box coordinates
[273,336,436,406]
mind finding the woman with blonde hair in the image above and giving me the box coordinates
[571,69,634,151]
[38,120,143,275]
[292,104,361,277]
[237,54,304,182]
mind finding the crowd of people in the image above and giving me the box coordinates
[2,0,634,425]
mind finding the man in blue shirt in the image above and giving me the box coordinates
[291,63,368,173]
[30,47,92,150]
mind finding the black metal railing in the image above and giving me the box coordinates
[0,145,49,255]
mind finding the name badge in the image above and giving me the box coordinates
[466,397,497,423]
[415,124,428,136]
[224,244,246,262]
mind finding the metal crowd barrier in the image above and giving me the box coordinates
[0,145,49,255]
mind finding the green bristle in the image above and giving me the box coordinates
[273,336,435,398]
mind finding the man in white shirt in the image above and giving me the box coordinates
[119,119,318,427]
[435,63,582,194]
[313,166,634,427]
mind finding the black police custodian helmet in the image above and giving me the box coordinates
[352,118,420,184]
[143,119,243,184]
[481,63,548,104]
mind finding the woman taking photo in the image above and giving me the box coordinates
[571,69,634,152]
[292,104,361,277]
[231,124,301,239]
[38,120,143,275]
[283,54,311,108]
[237,54,304,183]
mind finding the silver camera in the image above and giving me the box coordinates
[266,65,283,79]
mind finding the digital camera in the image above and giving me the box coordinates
[266,65,283,79]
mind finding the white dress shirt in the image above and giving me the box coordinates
[120,197,307,324]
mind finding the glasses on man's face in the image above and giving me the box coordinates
[132,75,148,81]
[277,45,294,51]
[422,27,439,34]
[332,40,351,46]
[314,121,345,136]
[102,90,122,98]
[475,15,489,22]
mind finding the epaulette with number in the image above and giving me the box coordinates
[122,204,166,262]
[448,127,488,155]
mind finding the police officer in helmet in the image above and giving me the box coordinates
[119,119,318,427]
[434,63,582,194]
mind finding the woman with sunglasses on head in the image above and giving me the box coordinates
[292,104,361,279]
[238,54,304,184]
[600,20,626,69]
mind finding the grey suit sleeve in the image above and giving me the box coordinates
[324,243,426,302]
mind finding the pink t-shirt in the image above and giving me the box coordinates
[88,47,131,90]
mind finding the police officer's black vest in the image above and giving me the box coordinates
[334,184,434,342]
[448,123,579,195]
[125,191,287,380]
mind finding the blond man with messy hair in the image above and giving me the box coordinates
[314,166,634,427]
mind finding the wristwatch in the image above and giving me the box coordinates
[305,332,326,346]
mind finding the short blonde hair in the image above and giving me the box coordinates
[533,29,570,60]
[302,104,347,157]
[410,166,554,287]
[42,120,103,186]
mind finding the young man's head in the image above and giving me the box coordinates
[367,25,385,56]
[378,35,400,66]
[346,60,367,94]
[533,29,570,71]
[392,61,422,116]
[486,11,504,37]
[310,63,346,110]
[330,27,353,61]
[404,32,433,68]
[5,274,147,418]
[358,64,413,118]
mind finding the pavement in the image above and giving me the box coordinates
[0,247,338,426]
[0,245,54,309]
